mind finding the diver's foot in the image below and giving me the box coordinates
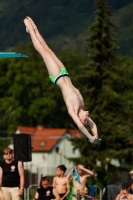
[26,16,37,31]
[23,18,33,33]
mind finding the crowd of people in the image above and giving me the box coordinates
[0,147,95,200]
[1,147,133,200]
[33,164,94,200]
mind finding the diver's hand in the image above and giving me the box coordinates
[89,136,102,144]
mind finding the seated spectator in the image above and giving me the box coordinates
[33,175,60,200]
[102,184,121,200]
[115,182,133,200]
[130,170,133,194]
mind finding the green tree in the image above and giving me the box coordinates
[0,43,87,133]
[68,0,133,187]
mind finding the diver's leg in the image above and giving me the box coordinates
[24,18,61,76]
[27,16,66,69]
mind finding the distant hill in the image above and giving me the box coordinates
[0,0,133,56]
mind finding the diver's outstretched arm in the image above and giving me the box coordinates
[87,117,98,137]
[68,109,94,141]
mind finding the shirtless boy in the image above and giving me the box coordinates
[67,164,94,200]
[53,165,70,200]
[23,16,101,145]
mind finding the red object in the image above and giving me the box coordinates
[82,194,99,200]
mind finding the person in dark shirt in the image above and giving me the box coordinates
[0,147,24,200]
[34,175,60,200]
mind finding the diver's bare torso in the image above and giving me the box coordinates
[56,76,85,112]
[23,16,101,143]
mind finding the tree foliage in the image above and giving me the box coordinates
[0,43,87,133]
[0,0,133,56]
[68,0,133,187]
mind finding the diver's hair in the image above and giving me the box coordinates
[72,120,79,130]
[40,175,49,188]
[57,165,67,173]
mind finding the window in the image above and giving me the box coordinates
[55,146,59,153]
[55,146,62,155]
[72,147,77,154]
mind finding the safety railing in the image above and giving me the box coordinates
[93,185,103,200]
[26,184,102,200]
[26,184,38,200]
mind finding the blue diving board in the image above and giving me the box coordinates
[0,52,29,58]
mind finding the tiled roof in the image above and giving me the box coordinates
[16,126,82,152]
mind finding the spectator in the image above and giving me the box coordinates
[34,175,60,200]
[0,147,24,200]
[53,165,70,200]
[67,164,94,200]
[115,182,133,200]
[129,170,133,194]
